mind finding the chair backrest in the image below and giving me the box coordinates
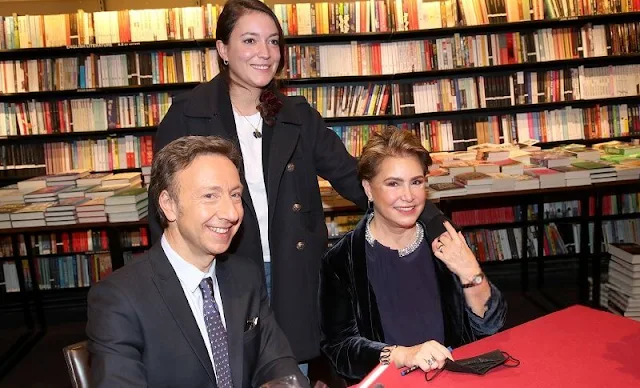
[63,340,91,388]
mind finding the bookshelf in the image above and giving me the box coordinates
[2,0,640,378]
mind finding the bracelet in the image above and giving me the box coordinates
[379,345,397,365]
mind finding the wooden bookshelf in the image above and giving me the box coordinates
[2,2,640,378]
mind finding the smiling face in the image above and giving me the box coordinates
[160,153,244,266]
[216,10,282,94]
[362,155,427,231]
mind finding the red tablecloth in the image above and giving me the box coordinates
[355,305,640,388]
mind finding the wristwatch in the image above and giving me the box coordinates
[462,272,485,288]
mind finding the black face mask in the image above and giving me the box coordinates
[426,350,520,381]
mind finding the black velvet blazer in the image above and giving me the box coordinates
[318,209,507,382]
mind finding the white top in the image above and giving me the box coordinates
[161,234,227,378]
[233,110,272,263]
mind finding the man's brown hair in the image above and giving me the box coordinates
[149,136,242,228]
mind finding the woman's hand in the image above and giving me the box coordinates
[390,340,453,371]
[432,221,481,281]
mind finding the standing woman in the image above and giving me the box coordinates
[149,0,445,370]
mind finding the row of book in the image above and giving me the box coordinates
[285,21,640,79]
[4,19,639,97]
[42,135,154,175]
[280,63,640,119]
[0,170,148,228]
[5,0,637,50]
[0,92,173,137]
[331,104,640,158]
[3,101,639,171]
[0,228,149,259]
[1,253,113,293]
[0,49,217,94]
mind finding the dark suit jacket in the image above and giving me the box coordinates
[86,243,308,388]
[149,74,446,361]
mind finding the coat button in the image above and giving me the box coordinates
[292,203,302,212]
[286,163,295,172]
[296,241,305,251]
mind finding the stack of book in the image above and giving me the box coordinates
[44,197,89,226]
[0,203,26,229]
[524,166,566,188]
[0,185,25,205]
[44,169,90,187]
[454,172,494,194]
[9,202,54,228]
[571,160,617,183]
[552,165,591,187]
[606,243,640,322]
[428,182,467,199]
[23,185,71,204]
[105,187,149,223]
[76,198,107,223]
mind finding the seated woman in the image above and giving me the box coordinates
[319,127,506,382]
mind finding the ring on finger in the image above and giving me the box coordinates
[425,358,434,368]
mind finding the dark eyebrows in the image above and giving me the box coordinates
[240,32,279,39]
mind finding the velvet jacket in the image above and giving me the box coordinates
[319,210,507,382]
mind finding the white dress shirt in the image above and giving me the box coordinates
[234,110,272,263]
[161,234,227,378]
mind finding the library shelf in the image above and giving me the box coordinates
[2,11,640,59]
[0,218,148,236]
[0,83,199,102]
[283,52,640,86]
[0,126,158,144]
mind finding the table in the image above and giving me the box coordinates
[355,305,640,388]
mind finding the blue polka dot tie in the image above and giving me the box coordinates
[200,277,233,388]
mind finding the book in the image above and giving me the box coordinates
[0,203,27,221]
[105,199,149,214]
[46,197,91,212]
[76,172,114,187]
[57,185,98,199]
[76,198,106,213]
[86,183,135,199]
[551,165,591,179]
[454,172,494,186]
[105,187,148,206]
[101,172,142,187]
[571,160,616,174]
[428,182,467,199]
[17,176,48,193]
[23,185,73,199]
[608,243,640,265]
[10,202,55,221]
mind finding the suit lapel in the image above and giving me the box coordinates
[266,100,301,227]
[216,257,244,388]
[149,244,217,385]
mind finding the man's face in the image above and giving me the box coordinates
[163,154,244,259]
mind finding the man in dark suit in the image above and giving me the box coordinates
[86,136,308,388]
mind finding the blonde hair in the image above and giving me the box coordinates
[358,126,432,181]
